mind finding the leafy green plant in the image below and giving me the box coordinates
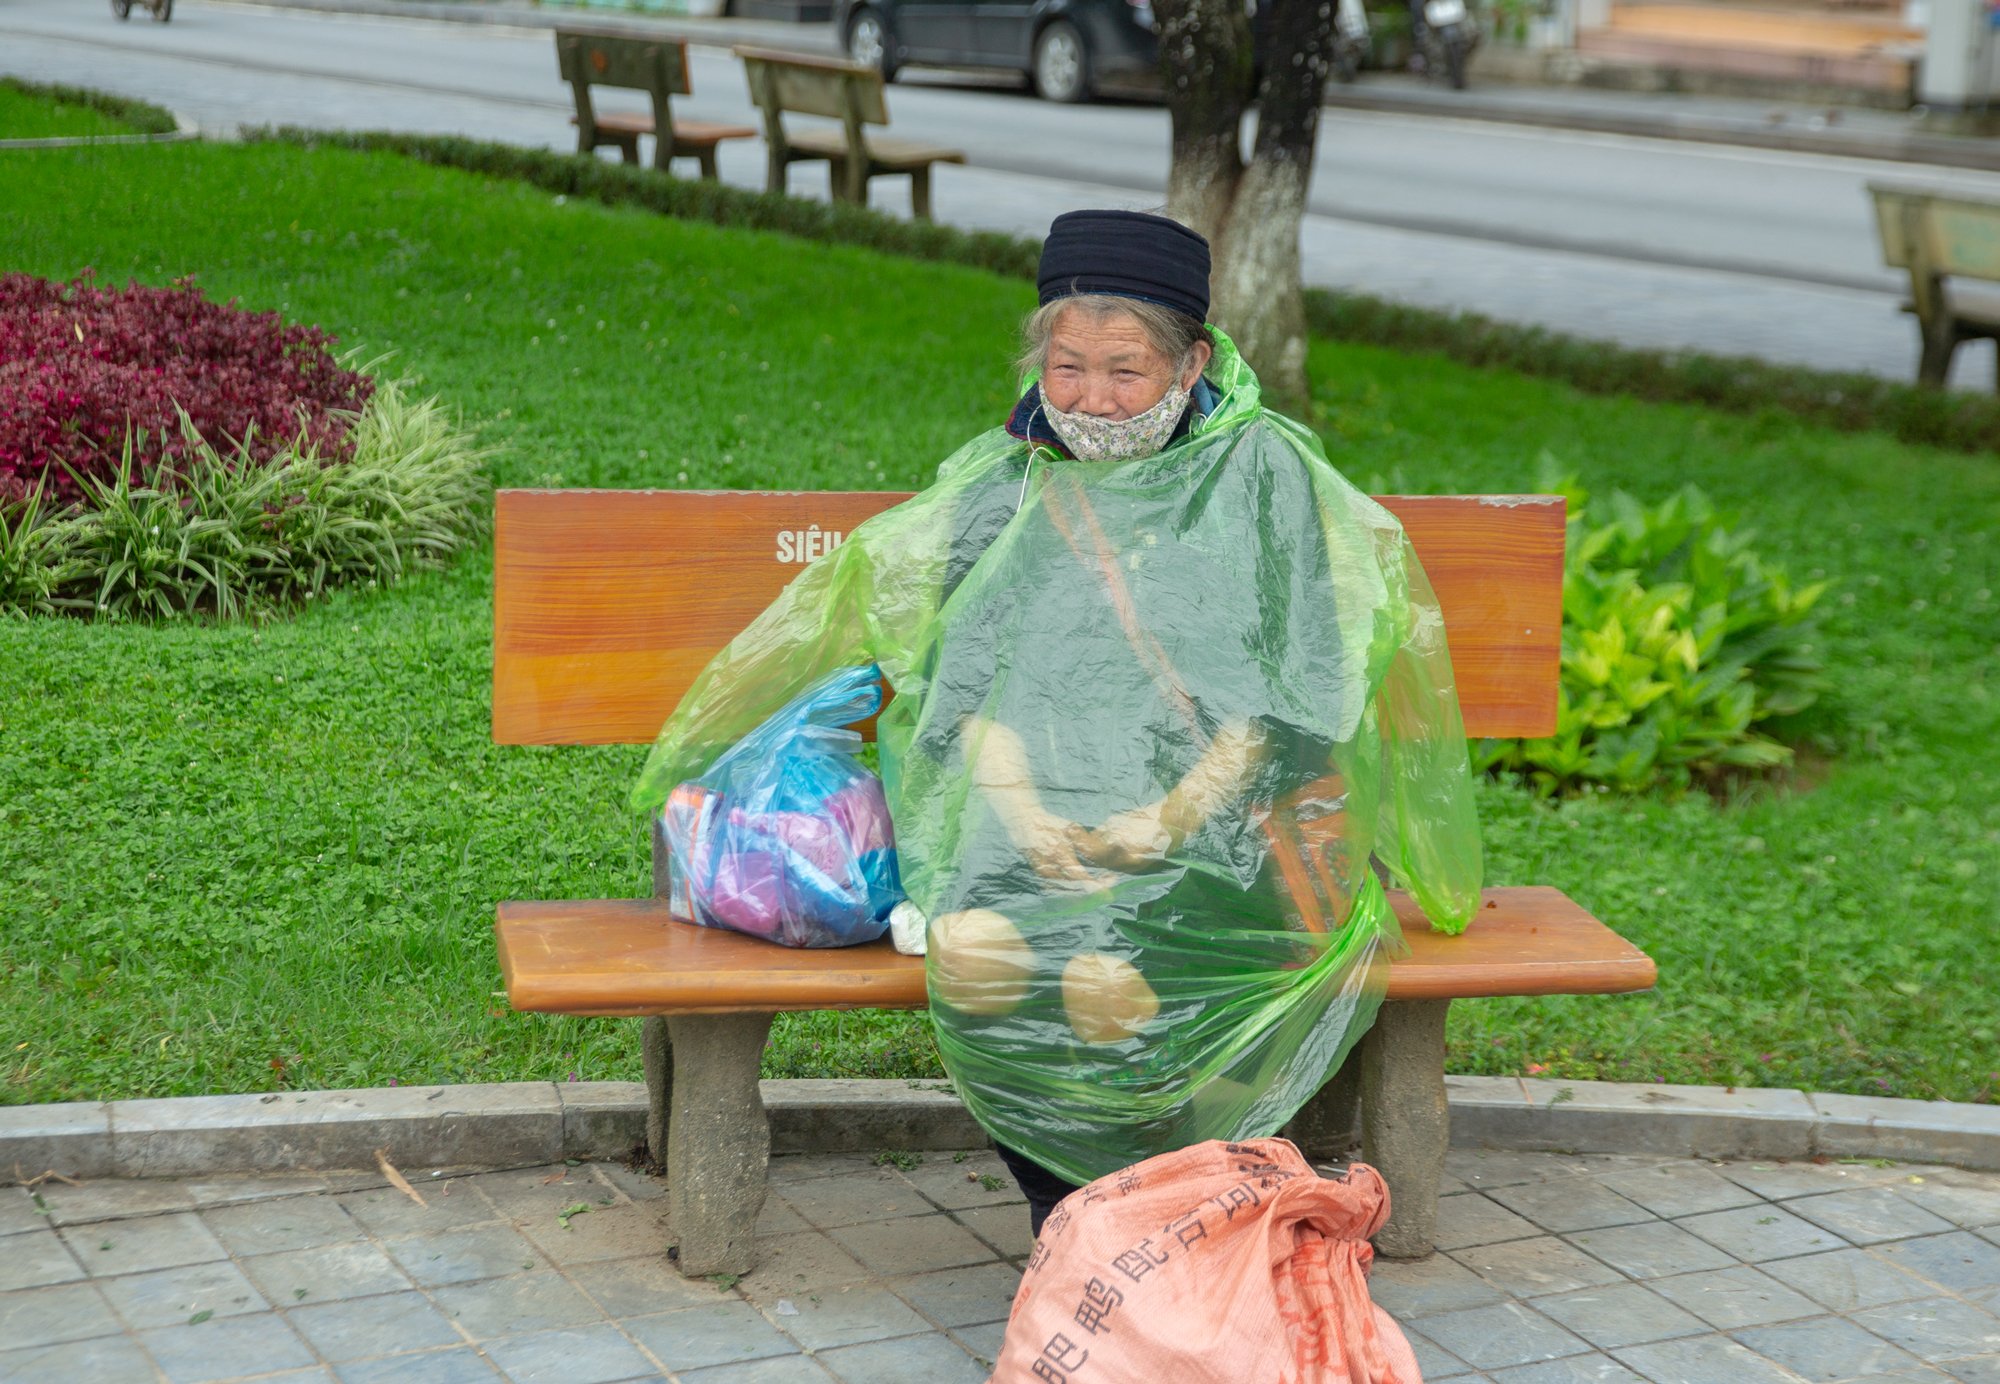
[0,376,490,621]
[1476,473,1829,795]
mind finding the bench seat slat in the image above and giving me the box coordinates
[495,885,1654,1017]
[780,128,969,167]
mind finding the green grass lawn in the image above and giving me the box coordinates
[3,135,1997,1109]
[0,83,148,140]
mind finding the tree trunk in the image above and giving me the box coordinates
[1155,0,1250,243]
[1158,0,1336,417]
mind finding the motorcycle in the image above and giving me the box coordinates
[110,0,173,20]
[1417,0,1476,89]
[1332,0,1372,84]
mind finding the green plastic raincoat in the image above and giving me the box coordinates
[634,329,1482,1184]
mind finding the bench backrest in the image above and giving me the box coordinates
[1870,183,2000,282]
[556,29,694,98]
[737,46,889,127]
[492,489,1565,747]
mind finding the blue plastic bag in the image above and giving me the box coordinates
[661,664,904,948]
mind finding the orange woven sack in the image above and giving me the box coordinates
[990,1138,1422,1384]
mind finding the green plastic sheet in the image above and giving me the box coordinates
[634,329,1481,1184]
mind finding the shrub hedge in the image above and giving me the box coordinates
[248,125,2000,459]
[0,76,179,136]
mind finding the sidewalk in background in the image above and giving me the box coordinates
[218,0,2000,173]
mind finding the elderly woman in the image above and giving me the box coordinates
[635,210,1480,1237]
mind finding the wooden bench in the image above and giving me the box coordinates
[556,29,756,180]
[492,488,1657,1274]
[1869,182,2000,387]
[734,46,965,219]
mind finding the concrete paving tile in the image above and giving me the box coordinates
[182,1174,338,1207]
[1729,1314,1926,1382]
[1564,1221,1736,1280]
[63,1211,229,1278]
[429,1270,606,1341]
[1368,1252,1511,1318]
[98,1259,269,1330]
[335,1347,505,1383]
[250,1372,338,1383]
[1488,1179,1656,1235]
[895,1153,1025,1213]
[1456,1236,1625,1296]
[242,1241,414,1305]
[1528,1282,1708,1350]
[889,1262,1021,1327]
[767,1153,880,1186]
[1403,1325,1475,1378]
[336,1183,497,1238]
[947,1320,1007,1368]
[202,1195,359,1256]
[1488,1359,1646,1383]
[829,1214,997,1275]
[1786,1189,1959,1246]
[1595,1165,1765,1221]
[0,1331,157,1384]
[1758,1247,1938,1311]
[0,1187,50,1237]
[1448,1150,1594,1190]
[517,1198,671,1267]
[818,1329,989,1383]
[568,1253,738,1317]
[1940,1356,2000,1383]
[464,1165,616,1224]
[0,1227,84,1291]
[140,1311,316,1384]
[1875,1231,2000,1295]
[737,1232,873,1303]
[776,1173,935,1230]
[624,1301,799,1371]
[33,1178,197,1226]
[1436,1193,1544,1251]
[756,1196,811,1237]
[287,1288,463,1362]
[592,1161,668,1205]
[1901,1181,2000,1231]
[950,1203,1034,1260]
[1646,1265,1826,1330]
[1613,1332,1804,1384]
[681,1357,838,1382]
[1675,1204,1849,1262]
[1851,1297,2000,1363]
[1716,1160,1909,1202]
[481,1322,657,1383]
[1410,1301,1592,1370]
[771,1284,931,1351]
[383,1223,546,1287]
[0,1279,123,1349]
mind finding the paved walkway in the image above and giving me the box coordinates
[2,1146,1997,1382]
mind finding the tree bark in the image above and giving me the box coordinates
[1158,0,1337,416]
[1155,0,1250,243]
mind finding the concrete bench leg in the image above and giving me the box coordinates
[642,1016,672,1169]
[1360,997,1450,1259]
[664,1013,774,1278]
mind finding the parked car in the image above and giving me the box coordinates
[835,0,1163,103]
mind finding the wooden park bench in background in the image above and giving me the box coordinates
[492,488,1657,1275]
[1869,182,2000,387]
[734,46,965,219]
[556,28,755,180]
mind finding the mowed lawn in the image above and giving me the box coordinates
[2,136,1997,1108]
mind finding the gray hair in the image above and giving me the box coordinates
[1017,294,1209,381]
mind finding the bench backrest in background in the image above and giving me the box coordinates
[737,47,889,127]
[556,29,691,144]
[492,489,1565,747]
[1871,183,2000,282]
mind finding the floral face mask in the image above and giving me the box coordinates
[1041,380,1193,463]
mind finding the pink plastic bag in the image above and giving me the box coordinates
[991,1138,1422,1384]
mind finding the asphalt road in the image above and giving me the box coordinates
[9,0,2000,384]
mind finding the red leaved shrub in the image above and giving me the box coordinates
[0,271,375,507]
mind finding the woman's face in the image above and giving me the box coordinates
[1042,308,1209,420]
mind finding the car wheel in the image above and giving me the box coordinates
[846,8,897,81]
[110,0,132,19]
[1033,20,1090,103]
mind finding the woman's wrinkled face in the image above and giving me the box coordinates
[1042,308,1207,420]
